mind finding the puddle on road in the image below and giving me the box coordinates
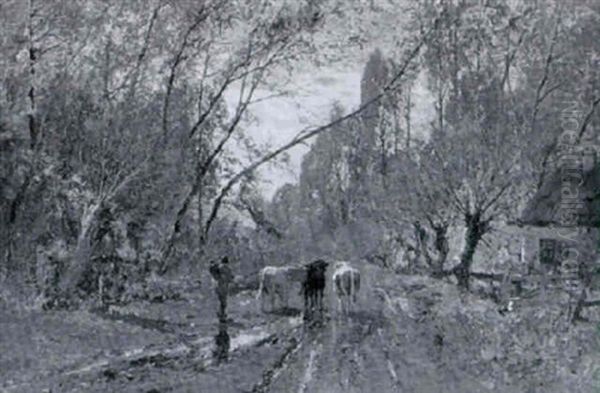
[298,344,321,393]
[64,315,303,379]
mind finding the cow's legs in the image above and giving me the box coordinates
[309,291,321,320]
[304,290,311,320]
[260,286,272,313]
[344,296,349,316]
[345,296,351,317]
[260,293,267,313]
[275,284,283,310]
[270,288,276,312]
[319,290,324,312]
[346,296,352,320]
[315,291,320,313]
[315,290,322,320]
[320,290,325,318]
[281,282,290,311]
[347,292,352,315]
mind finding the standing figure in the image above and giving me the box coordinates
[209,256,234,363]
[210,257,233,321]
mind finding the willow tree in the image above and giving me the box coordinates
[55,0,332,295]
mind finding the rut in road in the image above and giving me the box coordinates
[262,311,396,393]
[296,343,322,393]
[249,323,325,393]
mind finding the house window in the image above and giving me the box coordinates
[539,238,562,266]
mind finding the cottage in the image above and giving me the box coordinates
[507,149,600,320]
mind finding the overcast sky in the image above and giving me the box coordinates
[222,0,438,201]
[223,64,362,198]
[224,60,435,200]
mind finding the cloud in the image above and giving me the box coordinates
[225,65,362,199]
[223,62,435,199]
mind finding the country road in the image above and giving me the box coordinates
[0,265,441,392]
[2,265,598,393]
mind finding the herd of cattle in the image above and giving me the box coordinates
[256,259,361,319]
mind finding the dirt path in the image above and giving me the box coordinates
[3,313,302,393]
[272,313,400,393]
[11,265,595,392]
[254,264,458,393]
[0,266,478,393]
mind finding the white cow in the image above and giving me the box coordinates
[256,265,306,313]
[332,261,361,316]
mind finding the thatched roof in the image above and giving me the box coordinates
[521,162,600,227]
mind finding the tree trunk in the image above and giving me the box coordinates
[433,224,449,275]
[58,202,102,295]
[0,211,10,281]
[197,180,207,260]
[27,0,38,149]
[454,211,486,290]
[571,287,587,323]
[405,87,411,150]
[571,257,594,323]
[159,154,208,274]
[419,222,449,277]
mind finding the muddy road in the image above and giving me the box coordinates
[2,265,598,393]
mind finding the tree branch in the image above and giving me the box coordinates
[128,0,165,98]
[530,14,560,135]
[576,96,600,143]
[202,13,444,238]
[238,193,283,239]
[162,6,209,136]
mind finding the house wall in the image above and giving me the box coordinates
[442,224,597,300]
[446,224,536,276]
[445,224,599,276]
[502,225,598,286]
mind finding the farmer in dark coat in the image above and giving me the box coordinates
[210,256,233,321]
[209,256,234,362]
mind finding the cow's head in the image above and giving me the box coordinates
[312,259,329,272]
